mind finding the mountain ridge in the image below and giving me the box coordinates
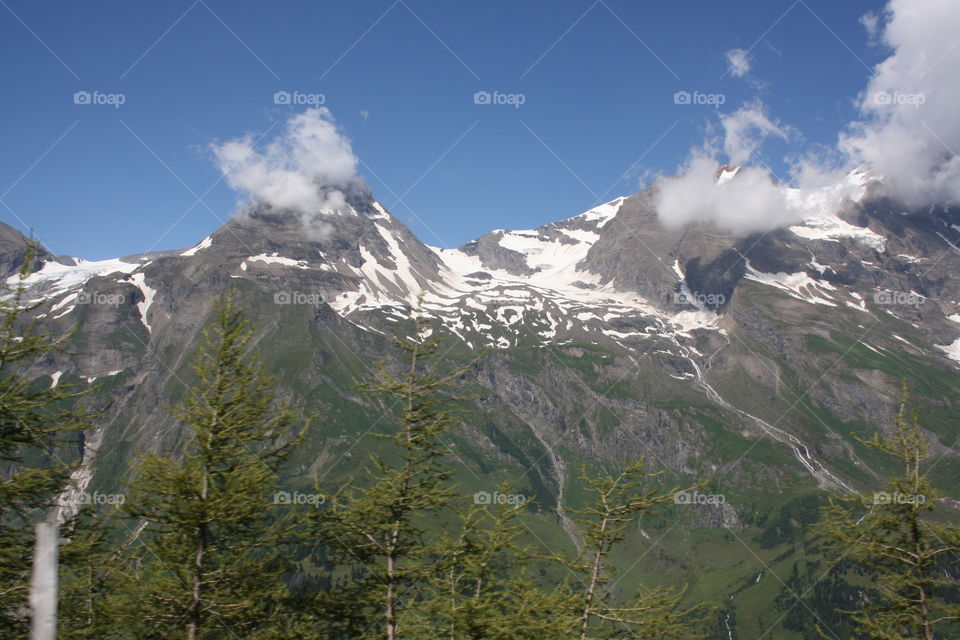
[8,166,960,636]
[8,166,960,500]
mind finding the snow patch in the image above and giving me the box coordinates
[744,262,838,307]
[785,171,885,251]
[51,292,79,313]
[9,257,142,299]
[571,197,625,228]
[180,235,213,257]
[129,272,157,334]
[937,337,960,364]
[369,201,391,220]
[670,309,723,335]
[51,304,77,320]
[809,259,833,275]
[845,291,867,312]
[896,254,925,264]
[717,167,740,185]
[245,253,310,269]
[789,214,886,251]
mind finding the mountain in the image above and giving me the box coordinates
[10,169,960,637]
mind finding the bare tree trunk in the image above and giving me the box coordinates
[187,529,206,640]
[911,443,935,640]
[386,546,397,640]
[579,517,608,640]
[188,435,211,640]
[384,348,421,640]
[31,519,58,640]
[918,587,934,640]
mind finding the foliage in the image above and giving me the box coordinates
[816,383,960,640]
[307,314,474,639]
[0,246,92,635]
[561,461,707,639]
[114,290,305,640]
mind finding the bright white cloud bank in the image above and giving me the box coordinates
[658,155,794,234]
[212,108,359,237]
[841,0,960,206]
[658,0,960,234]
[658,102,800,234]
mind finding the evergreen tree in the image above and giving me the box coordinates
[58,506,126,639]
[816,384,960,640]
[562,460,705,639]
[310,314,474,640]
[116,290,304,640]
[408,489,577,640]
[0,248,92,635]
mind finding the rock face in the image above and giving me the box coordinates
[0,222,62,278]
[8,168,960,633]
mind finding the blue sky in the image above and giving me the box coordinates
[1,0,889,259]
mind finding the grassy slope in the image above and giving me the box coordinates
[69,281,960,638]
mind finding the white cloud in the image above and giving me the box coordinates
[657,0,960,235]
[657,153,798,234]
[212,108,359,238]
[841,0,960,206]
[720,102,790,166]
[655,102,801,234]
[725,48,751,78]
[860,11,880,44]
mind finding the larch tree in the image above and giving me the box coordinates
[0,247,92,635]
[116,290,305,640]
[409,488,577,640]
[563,460,706,640]
[310,314,475,640]
[816,384,960,640]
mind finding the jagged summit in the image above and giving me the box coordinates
[9,170,960,496]
[0,221,67,278]
[9,168,958,359]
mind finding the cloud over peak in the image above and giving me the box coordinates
[841,0,960,206]
[657,0,960,236]
[212,107,359,219]
[656,103,799,234]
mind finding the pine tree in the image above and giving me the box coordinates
[309,314,474,640]
[562,460,706,639]
[116,290,305,640]
[58,506,126,639]
[408,488,577,640]
[0,247,92,635]
[816,384,960,640]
